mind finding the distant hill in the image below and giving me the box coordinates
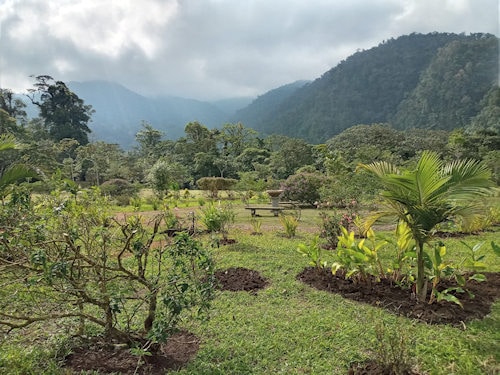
[233,32,498,143]
[67,81,249,148]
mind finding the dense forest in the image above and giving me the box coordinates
[238,32,498,142]
[0,72,498,207]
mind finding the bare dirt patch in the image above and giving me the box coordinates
[214,267,268,292]
[64,331,199,374]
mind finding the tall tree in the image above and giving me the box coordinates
[28,75,94,145]
[359,151,495,301]
[0,88,27,124]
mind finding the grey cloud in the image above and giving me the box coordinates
[0,0,498,100]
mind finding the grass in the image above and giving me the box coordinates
[1,201,499,374]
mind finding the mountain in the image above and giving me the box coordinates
[67,81,246,148]
[231,80,310,128]
[233,32,498,143]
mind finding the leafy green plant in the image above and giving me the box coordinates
[383,221,416,285]
[332,226,387,283]
[250,218,262,235]
[359,150,495,301]
[279,213,299,238]
[318,211,342,249]
[297,236,326,269]
[425,241,462,306]
[199,203,235,239]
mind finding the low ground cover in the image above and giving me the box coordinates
[1,201,499,374]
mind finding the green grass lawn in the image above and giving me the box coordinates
[1,203,499,374]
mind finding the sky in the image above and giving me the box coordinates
[0,0,498,101]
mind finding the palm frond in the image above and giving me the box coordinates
[443,158,495,199]
[0,134,21,152]
[357,161,400,178]
[0,164,39,192]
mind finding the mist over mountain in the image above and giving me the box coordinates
[66,81,248,148]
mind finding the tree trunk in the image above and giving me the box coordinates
[415,240,427,301]
[144,289,158,332]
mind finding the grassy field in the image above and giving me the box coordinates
[1,198,499,374]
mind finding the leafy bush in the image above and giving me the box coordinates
[0,185,215,344]
[196,177,237,198]
[199,203,235,238]
[318,171,379,208]
[280,172,326,206]
[100,178,139,207]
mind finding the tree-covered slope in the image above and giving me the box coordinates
[241,33,498,143]
[392,34,498,131]
[231,80,309,127]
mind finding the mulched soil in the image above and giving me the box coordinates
[297,267,500,325]
[214,266,269,292]
[64,268,267,374]
[299,267,500,374]
[64,331,199,375]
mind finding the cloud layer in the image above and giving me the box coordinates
[0,0,498,100]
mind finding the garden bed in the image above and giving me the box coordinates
[298,267,500,325]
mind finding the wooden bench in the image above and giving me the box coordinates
[245,206,285,217]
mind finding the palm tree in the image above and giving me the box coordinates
[0,134,39,201]
[358,151,495,301]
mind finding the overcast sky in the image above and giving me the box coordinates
[0,0,498,101]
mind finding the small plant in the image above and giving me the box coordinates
[130,196,142,211]
[371,319,417,375]
[425,241,462,306]
[199,203,235,239]
[332,226,387,283]
[250,218,262,235]
[279,213,299,238]
[383,221,416,285]
[318,211,342,249]
[149,196,161,210]
[297,236,326,269]
[164,208,181,230]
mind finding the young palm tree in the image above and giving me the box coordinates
[358,151,495,301]
[0,134,39,201]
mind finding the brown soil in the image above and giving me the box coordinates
[64,268,267,374]
[299,268,500,374]
[297,267,500,325]
[64,331,199,374]
[214,267,269,292]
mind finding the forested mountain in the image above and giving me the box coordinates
[392,35,498,130]
[236,33,498,142]
[67,81,235,148]
[231,80,310,126]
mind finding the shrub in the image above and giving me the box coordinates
[280,172,326,206]
[199,203,235,238]
[0,185,215,344]
[196,177,237,198]
[100,178,138,206]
